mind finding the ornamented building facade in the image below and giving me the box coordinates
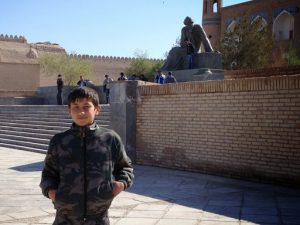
[202,0,300,52]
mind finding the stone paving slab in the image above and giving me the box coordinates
[0,147,300,225]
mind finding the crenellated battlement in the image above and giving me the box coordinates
[68,53,163,62]
[0,34,27,43]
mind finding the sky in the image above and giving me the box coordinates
[0,0,247,59]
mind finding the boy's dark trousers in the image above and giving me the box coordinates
[53,212,110,225]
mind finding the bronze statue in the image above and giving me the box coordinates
[161,16,214,71]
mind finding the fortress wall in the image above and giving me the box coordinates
[39,55,132,87]
[39,54,162,87]
[0,62,40,97]
[135,75,300,186]
[0,34,163,87]
[0,34,27,43]
[70,54,161,85]
[91,57,132,84]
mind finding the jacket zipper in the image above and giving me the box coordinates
[81,128,87,221]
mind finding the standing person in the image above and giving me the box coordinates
[103,74,113,104]
[117,72,128,81]
[186,39,195,69]
[139,74,148,81]
[154,70,165,84]
[77,75,87,87]
[128,74,138,81]
[159,74,165,84]
[165,71,177,84]
[56,74,64,105]
[154,70,160,83]
[40,87,134,225]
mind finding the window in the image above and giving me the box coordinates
[213,0,218,13]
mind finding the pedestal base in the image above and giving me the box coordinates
[191,52,223,70]
[171,68,224,83]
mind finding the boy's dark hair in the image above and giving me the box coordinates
[67,87,99,107]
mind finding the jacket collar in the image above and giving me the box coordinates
[71,122,98,137]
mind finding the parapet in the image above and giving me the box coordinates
[0,34,27,43]
[68,53,164,63]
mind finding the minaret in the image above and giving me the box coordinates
[202,0,222,49]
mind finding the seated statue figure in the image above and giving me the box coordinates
[161,16,214,71]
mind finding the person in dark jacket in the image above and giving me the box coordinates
[56,74,64,105]
[165,71,177,84]
[77,75,87,87]
[40,87,134,225]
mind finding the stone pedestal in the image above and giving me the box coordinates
[161,52,223,82]
[192,52,222,69]
[171,68,224,82]
[179,52,223,70]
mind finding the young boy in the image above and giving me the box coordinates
[40,87,134,225]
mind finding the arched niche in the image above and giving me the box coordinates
[273,10,294,41]
[226,20,237,33]
[252,16,267,31]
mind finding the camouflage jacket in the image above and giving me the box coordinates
[40,122,134,219]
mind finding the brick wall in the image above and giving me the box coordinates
[225,65,300,79]
[136,75,300,186]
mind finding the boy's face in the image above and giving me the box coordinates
[68,98,100,127]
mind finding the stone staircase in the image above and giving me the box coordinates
[0,105,111,154]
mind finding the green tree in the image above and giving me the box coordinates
[39,53,94,85]
[288,47,300,65]
[125,50,164,81]
[220,16,274,70]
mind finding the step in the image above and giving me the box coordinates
[0,125,63,135]
[0,121,70,130]
[0,115,110,126]
[0,115,110,123]
[0,118,72,127]
[0,133,50,145]
[0,97,44,105]
[0,104,111,153]
[0,109,110,115]
[0,137,48,151]
[0,105,111,111]
[0,142,47,154]
[1,129,54,139]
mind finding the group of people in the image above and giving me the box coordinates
[116,72,148,81]
[102,72,152,103]
[154,70,177,84]
[56,71,177,105]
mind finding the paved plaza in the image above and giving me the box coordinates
[0,147,299,225]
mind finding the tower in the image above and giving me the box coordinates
[202,0,222,49]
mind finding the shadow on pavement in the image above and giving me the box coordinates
[10,161,44,172]
[127,164,300,224]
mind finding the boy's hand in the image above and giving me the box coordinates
[112,181,125,197]
[48,189,57,202]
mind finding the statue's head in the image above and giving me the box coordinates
[184,17,194,26]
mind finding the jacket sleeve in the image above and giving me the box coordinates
[111,132,134,190]
[39,135,60,197]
